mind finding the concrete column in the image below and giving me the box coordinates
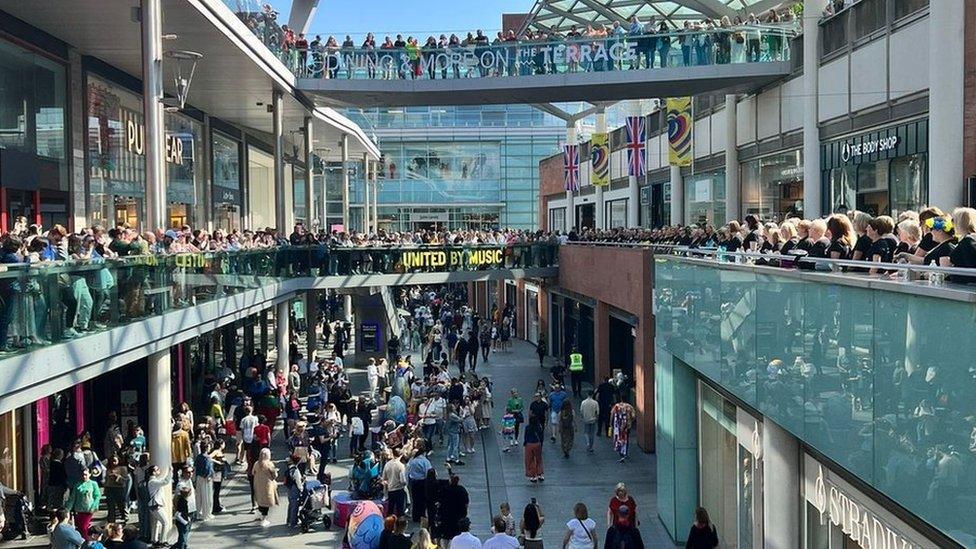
[319,155,328,230]
[305,291,318,361]
[763,420,800,549]
[929,0,966,210]
[340,134,350,231]
[802,1,826,219]
[594,301,610,383]
[669,165,684,225]
[272,90,286,232]
[202,115,214,231]
[304,117,314,227]
[725,94,740,223]
[595,111,606,230]
[259,309,269,355]
[566,123,577,231]
[362,153,371,233]
[344,294,353,323]
[141,0,166,231]
[147,349,172,532]
[276,300,290,374]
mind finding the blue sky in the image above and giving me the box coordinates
[266,0,536,41]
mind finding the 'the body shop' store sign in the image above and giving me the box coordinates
[821,119,928,171]
[840,135,899,163]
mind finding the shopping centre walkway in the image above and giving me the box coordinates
[188,338,670,547]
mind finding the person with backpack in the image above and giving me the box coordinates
[684,507,719,549]
[562,502,597,549]
[285,454,305,529]
[602,505,643,549]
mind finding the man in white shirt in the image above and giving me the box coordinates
[367,358,379,398]
[381,449,408,517]
[580,391,600,453]
[449,517,483,549]
[238,406,258,467]
[483,516,519,549]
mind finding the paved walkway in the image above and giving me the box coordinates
[24,334,670,548]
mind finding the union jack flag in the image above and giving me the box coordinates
[563,144,580,191]
[626,116,646,177]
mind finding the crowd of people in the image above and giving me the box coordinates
[231,1,798,80]
[0,219,559,355]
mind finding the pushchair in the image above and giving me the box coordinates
[1,493,40,541]
[298,478,332,533]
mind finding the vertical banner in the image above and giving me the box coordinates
[563,144,580,191]
[667,97,693,167]
[625,116,646,177]
[590,132,610,186]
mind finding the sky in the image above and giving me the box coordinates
[266,0,537,41]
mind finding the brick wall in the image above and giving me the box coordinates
[539,154,564,230]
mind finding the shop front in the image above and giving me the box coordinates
[684,171,726,227]
[212,130,243,231]
[87,74,206,229]
[641,179,671,229]
[524,283,540,345]
[0,37,70,231]
[697,382,763,549]
[740,150,804,222]
[822,118,928,217]
[802,454,940,549]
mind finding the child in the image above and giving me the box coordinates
[500,412,517,452]
[499,502,516,536]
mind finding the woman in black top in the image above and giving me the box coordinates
[950,208,976,283]
[795,220,813,252]
[742,215,763,252]
[778,222,799,256]
[901,216,956,267]
[914,206,946,259]
[866,215,899,275]
[826,214,855,259]
[685,507,718,549]
[725,221,743,252]
[802,219,830,270]
[895,219,921,256]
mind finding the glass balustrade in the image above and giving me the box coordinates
[0,243,557,357]
[221,2,796,80]
[654,256,976,546]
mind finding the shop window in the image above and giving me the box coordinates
[607,199,628,228]
[855,159,888,215]
[684,172,726,227]
[699,383,738,547]
[549,207,566,233]
[828,165,857,214]
[888,154,926,217]
[740,151,804,222]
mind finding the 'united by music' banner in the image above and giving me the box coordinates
[667,97,693,167]
[590,133,610,186]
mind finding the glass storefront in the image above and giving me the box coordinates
[548,207,566,233]
[247,145,275,229]
[606,198,628,228]
[375,206,499,232]
[698,382,763,549]
[684,172,726,227]
[822,119,928,217]
[740,150,804,222]
[0,38,68,229]
[212,131,242,231]
[88,75,206,229]
[525,287,539,345]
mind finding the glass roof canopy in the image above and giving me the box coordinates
[519,0,788,33]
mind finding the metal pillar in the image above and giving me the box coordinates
[304,117,314,227]
[272,90,286,232]
[565,123,577,232]
[141,0,166,231]
[147,349,172,532]
[725,94,740,223]
[305,291,318,361]
[802,2,826,219]
[276,300,290,374]
[594,111,606,230]
[929,0,965,210]
[669,165,684,225]
[340,134,349,232]
[362,153,371,233]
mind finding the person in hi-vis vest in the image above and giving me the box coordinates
[568,349,584,398]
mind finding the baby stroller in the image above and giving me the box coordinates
[298,478,332,533]
[2,493,40,541]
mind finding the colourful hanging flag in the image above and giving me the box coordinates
[667,97,693,167]
[625,116,646,177]
[590,133,610,186]
[563,144,580,191]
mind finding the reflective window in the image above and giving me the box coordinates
[684,172,726,227]
[740,151,803,222]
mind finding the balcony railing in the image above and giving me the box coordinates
[654,252,976,546]
[0,243,557,357]
[221,2,796,81]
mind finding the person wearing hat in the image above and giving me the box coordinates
[602,504,643,549]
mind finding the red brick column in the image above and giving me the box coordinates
[635,248,655,452]
[467,282,476,311]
